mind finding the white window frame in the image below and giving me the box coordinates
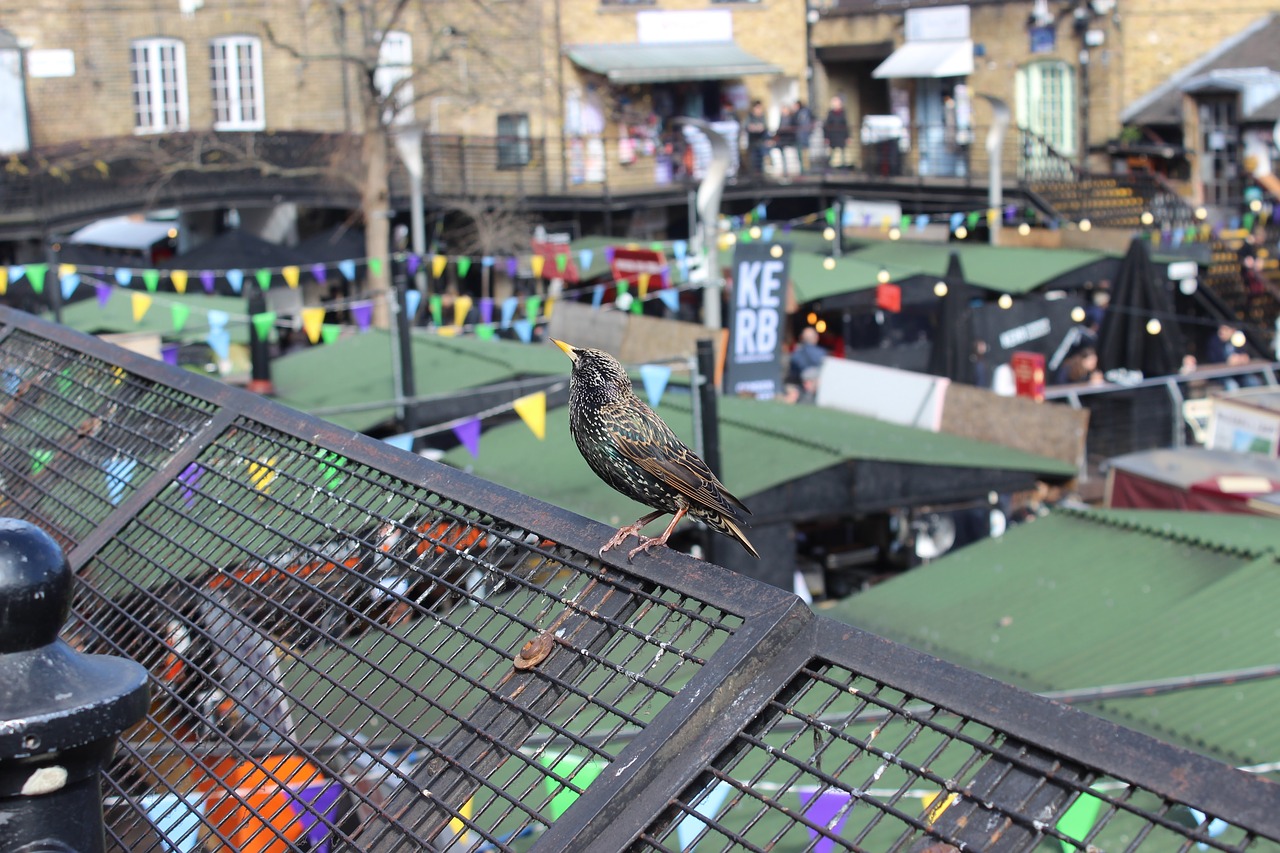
[1016,59,1076,156]
[210,35,265,131]
[375,31,414,126]
[131,38,189,134]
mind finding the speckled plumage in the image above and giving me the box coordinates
[552,339,759,561]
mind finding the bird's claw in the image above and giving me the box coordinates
[626,536,666,562]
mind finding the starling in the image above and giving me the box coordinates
[552,339,759,561]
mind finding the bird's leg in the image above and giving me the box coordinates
[627,506,688,562]
[601,509,667,557]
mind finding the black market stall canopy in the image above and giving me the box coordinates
[566,41,781,84]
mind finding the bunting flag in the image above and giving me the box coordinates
[368,257,382,277]
[406,253,421,276]
[302,307,326,344]
[207,309,229,330]
[161,343,179,366]
[104,456,137,506]
[544,297,555,319]
[456,256,472,279]
[207,328,231,361]
[506,256,519,277]
[474,324,495,340]
[1187,808,1229,850]
[592,284,605,309]
[481,255,494,268]
[8,265,24,284]
[320,324,340,344]
[58,263,76,279]
[432,254,448,278]
[657,289,680,313]
[513,391,546,439]
[513,319,533,343]
[315,450,347,489]
[638,274,650,300]
[115,268,132,287]
[310,263,327,285]
[500,296,519,329]
[282,265,300,288]
[797,789,855,853]
[0,266,7,295]
[95,282,112,307]
[639,364,672,408]
[226,269,244,293]
[351,300,373,331]
[339,259,357,281]
[1055,789,1103,853]
[200,270,216,293]
[27,263,46,294]
[252,311,277,341]
[60,272,80,301]
[479,297,494,324]
[143,269,160,293]
[672,240,687,260]
[436,326,458,338]
[429,294,443,326]
[554,253,568,274]
[255,268,272,291]
[676,780,734,849]
[578,249,592,272]
[922,791,959,825]
[540,752,606,821]
[454,294,474,326]
[31,448,54,475]
[170,269,188,293]
[452,418,481,458]
[132,292,153,323]
[404,289,422,321]
[384,433,414,452]
[247,456,278,493]
[525,295,541,320]
[171,303,191,333]
[178,462,203,508]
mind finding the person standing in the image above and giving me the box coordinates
[793,99,814,173]
[745,100,769,178]
[823,95,850,168]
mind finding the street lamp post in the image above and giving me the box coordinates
[392,125,428,293]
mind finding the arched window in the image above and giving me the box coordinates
[1016,60,1076,156]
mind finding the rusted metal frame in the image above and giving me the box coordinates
[363,572,652,851]
[532,594,817,853]
[810,620,1280,844]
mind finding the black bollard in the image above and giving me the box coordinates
[0,519,149,853]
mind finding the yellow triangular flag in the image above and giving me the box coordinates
[638,274,650,300]
[432,254,448,278]
[0,266,7,295]
[531,255,545,278]
[131,292,152,323]
[513,392,546,440]
[454,294,473,326]
[301,307,326,344]
[58,263,76,278]
[544,297,555,318]
[170,269,188,293]
[282,265,300,288]
[436,326,458,337]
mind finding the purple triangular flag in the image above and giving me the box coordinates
[406,253,421,276]
[797,790,855,853]
[506,256,519,277]
[311,263,327,284]
[95,283,113,307]
[452,418,481,458]
[290,782,344,853]
[200,270,216,293]
[178,463,203,509]
[351,300,373,331]
[479,297,494,324]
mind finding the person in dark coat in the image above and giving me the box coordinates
[823,95,851,168]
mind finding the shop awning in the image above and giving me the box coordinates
[566,41,781,84]
[872,39,974,79]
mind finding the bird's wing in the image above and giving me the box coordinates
[613,413,752,520]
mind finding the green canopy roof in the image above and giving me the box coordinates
[827,507,1280,773]
[844,242,1113,294]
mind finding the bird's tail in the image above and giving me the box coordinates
[716,515,760,559]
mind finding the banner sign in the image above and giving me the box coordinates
[1011,351,1046,401]
[609,247,668,286]
[725,241,790,399]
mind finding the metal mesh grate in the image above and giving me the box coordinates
[0,329,212,548]
[639,659,1272,853]
[66,415,740,852]
[1,308,1277,853]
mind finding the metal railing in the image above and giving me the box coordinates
[1,308,1279,852]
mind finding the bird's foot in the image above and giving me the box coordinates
[599,523,644,557]
[626,534,671,562]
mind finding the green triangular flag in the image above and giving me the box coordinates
[900,214,911,230]
[316,450,347,488]
[631,298,643,314]
[525,296,541,320]
[27,263,47,294]
[320,323,341,344]
[617,281,630,296]
[142,269,160,293]
[57,368,72,394]
[255,269,271,290]
[31,448,53,474]
[1056,789,1104,852]
[825,208,836,226]
[251,311,276,341]
[429,294,443,326]
[457,257,472,279]
[966,211,981,228]
[475,323,495,340]
[171,303,191,333]
[369,257,383,277]
[1243,213,1256,231]
[555,254,567,273]
[540,752,606,821]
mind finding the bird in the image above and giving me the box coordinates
[551,339,758,562]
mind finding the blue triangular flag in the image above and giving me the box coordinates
[481,255,495,268]
[206,309,229,330]
[60,273,80,301]
[500,296,519,329]
[579,249,593,272]
[104,456,137,506]
[8,265,24,283]
[949,212,965,231]
[513,318,533,343]
[338,259,357,281]
[591,284,605,309]
[672,240,687,260]
[755,202,767,220]
[657,289,680,313]
[761,225,776,240]
[639,364,672,407]
[225,269,244,293]
[114,268,133,287]
[384,433,413,452]
[676,780,733,849]
[404,289,422,319]
[207,328,231,361]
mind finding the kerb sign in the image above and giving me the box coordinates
[725,241,790,399]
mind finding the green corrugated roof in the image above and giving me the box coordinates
[49,293,251,343]
[844,242,1111,294]
[827,507,1280,771]
[788,251,916,303]
[270,330,570,432]
[443,381,1073,528]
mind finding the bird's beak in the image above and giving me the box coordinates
[551,339,578,362]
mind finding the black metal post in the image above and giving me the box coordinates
[246,285,274,395]
[393,252,418,433]
[0,518,149,853]
[696,338,723,565]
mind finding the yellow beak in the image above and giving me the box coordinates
[551,339,577,361]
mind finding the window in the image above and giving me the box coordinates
[131,38,189,133]
[210,36,264,130]
[497,113,530,168]
[375,31,414,125]
[1016,60,1076,156]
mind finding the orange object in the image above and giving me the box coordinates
[201,756,330,853]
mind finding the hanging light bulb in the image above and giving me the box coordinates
[1194,206,1208,220]
[889,227,901,240]
[998,294,1013,309]
[1231,330,1246,348]
[806,312,818,325]
[1146,318,1162,335]
[934,281,948,297]
[1018,222,1031,236]
[1071,306,1086,323]
[1249,199,1263,213]
[1079,219,1092,232]
[815,319,828,333]
[1140,211,1154,226]
[749,225,762,240]
[877,268,891,284]
[770,244,784,258]
[823,226,836,241]
[955,226,968,240]
[823,257,836,270]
